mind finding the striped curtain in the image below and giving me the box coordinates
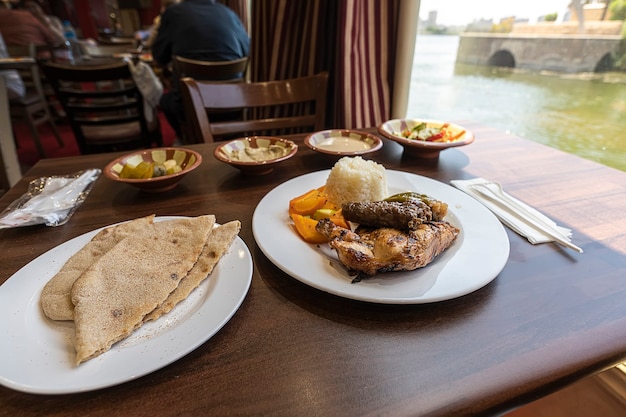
[250,0,407,129]
[249,1,333,80]
[336,0,399,128]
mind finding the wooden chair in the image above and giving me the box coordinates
[180,71,329,143]
[6,43,64,157]
[172,56,248,84]
[40,60,162,154]
[172,56,248,143]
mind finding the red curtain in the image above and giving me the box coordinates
[250,0,401,129]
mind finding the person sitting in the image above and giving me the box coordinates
[151,0,250,142]
[21,0,65,44]
[0,0,65,47]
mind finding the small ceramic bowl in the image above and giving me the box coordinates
[304,129,383,157]
[377,118,474,158]
[104,147,202,192]
[214,136,298,175]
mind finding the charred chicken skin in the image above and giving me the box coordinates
[316,218,460,276]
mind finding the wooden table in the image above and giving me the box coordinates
[1,123,626,416]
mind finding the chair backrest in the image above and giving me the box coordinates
[173,56,248,82]
[172,56,248,143]
[180,71,329,143]
[6,43,46,100]
[40,60,162,154]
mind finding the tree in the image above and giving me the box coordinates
[544,13,558,21]
[609,0,626,20]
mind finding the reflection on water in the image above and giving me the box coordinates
[408,35,626,172]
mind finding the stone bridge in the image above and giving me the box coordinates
[456,32,623,73]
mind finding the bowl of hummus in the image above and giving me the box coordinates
[214,136,298,175]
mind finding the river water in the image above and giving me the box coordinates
[407,34,626,172]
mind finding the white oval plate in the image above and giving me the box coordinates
[252,170,509,304]
[0,217,253,394]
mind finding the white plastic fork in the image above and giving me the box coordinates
[469,182,583,253]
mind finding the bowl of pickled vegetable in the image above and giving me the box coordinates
[104,147,202,192]
[377,118,474,158]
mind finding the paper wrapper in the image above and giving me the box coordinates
[0,169,100,229]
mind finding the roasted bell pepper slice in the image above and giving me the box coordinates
[291,213,329,244]
[289,186,328,215]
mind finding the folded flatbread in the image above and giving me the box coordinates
[71,215,214,365]
[144,220,241,322]
[40,215,156,321]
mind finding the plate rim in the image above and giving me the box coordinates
[252,170,509,304]
[0,216,252,394]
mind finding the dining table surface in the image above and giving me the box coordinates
[1,122,626,417]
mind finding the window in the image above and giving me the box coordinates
[411,1,626,172]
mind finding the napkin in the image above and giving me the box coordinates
[450,178,582,253]
[0,169,100,229]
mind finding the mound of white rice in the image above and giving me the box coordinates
[325,156,388,206]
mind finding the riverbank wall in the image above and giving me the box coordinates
[456,30,623,73]
[512,21,623,36]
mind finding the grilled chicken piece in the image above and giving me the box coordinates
[419,196,448,222]
[342,200,433,230]
[316,218,459,276]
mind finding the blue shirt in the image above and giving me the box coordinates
[152,0,250,66]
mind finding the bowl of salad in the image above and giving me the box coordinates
[377,118,474,158]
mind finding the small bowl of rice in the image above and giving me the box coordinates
[325,156,388,206]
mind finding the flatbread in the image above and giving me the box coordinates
[71,215,215,365]
[40,215,156,321]
[144,220,241,322]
